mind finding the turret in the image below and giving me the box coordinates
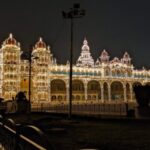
[100,49,110,63]
[121,52,131,65]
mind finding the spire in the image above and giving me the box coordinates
[81,37,90,51]
[76,38,94,67]
[83,37,88,45]
[9,33,13,39]
[39,37,42,42]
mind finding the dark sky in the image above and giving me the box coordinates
[0,0,150,69]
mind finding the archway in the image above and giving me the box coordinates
[87,80,101,101]
[51,79,66,101]
[111,81,124,101]
[72,80,84,101]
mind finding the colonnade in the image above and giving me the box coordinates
[49,79,137,103]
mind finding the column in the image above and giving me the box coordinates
[100,83,104,103]
[84,82,88,101]
[123,84,127,102]
[66,83,69,102]
[129,84,133,102]
[108,83,111,102]
[48,81,51,102]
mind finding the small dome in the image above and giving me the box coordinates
[4,33,17,46]
[81,37,90,51]
[100,49,110,63]
[100,49,108,57]
[123,52,130,58]
[113,57,120,62]
[122,51,131,65]
[35,37,46,49]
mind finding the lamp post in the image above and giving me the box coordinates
[62,3,85,119]
[28,49,32,104]
[25,48,38,110]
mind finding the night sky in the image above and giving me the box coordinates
[0,0,150,69]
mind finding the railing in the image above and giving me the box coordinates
[31,101,136,117]
[0,115,53,150]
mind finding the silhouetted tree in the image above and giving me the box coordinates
[134,85,150,107]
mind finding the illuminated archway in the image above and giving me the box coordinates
[111,81,123,101]
[87,80,101,101]
[51,79,66,101]
[72,80,84,101]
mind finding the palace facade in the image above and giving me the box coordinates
[0,34,150,104]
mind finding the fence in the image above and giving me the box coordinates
[31,102,136,117]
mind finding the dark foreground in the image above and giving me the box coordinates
[3,113,150,150]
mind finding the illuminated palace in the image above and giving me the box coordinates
[0,33,150,104]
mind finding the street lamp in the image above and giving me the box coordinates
[24,48,38,110]
[62,3,85,119]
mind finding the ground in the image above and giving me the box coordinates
[4,113,150,150]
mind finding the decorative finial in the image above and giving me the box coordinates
[47,45,50,50]
[9,33,13,39]
[39,37,43,42]
[18,42,20,47]
[83,37,88,45]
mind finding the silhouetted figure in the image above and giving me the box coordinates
[15,91,30,114]
[0,98,6,117]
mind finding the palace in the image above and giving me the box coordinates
[0,33,150,104]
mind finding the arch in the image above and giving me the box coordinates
[51,79,66,101]
[132,82,142,87]
[72,80,84,91]
[111,81,124,101]
[51,79,66,92]
[88,95,91,100]
[72,80,84,101]
[87,80,101,100]
[51,95,56,101]
[58,95,63,101]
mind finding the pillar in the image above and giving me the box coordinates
[100,83,104,103]
[123,84,127,102]
[130,84,133,102]
[84,81,88,101]
[108,83,111,102]
[48,81,51,102]
[66,83,69,101]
